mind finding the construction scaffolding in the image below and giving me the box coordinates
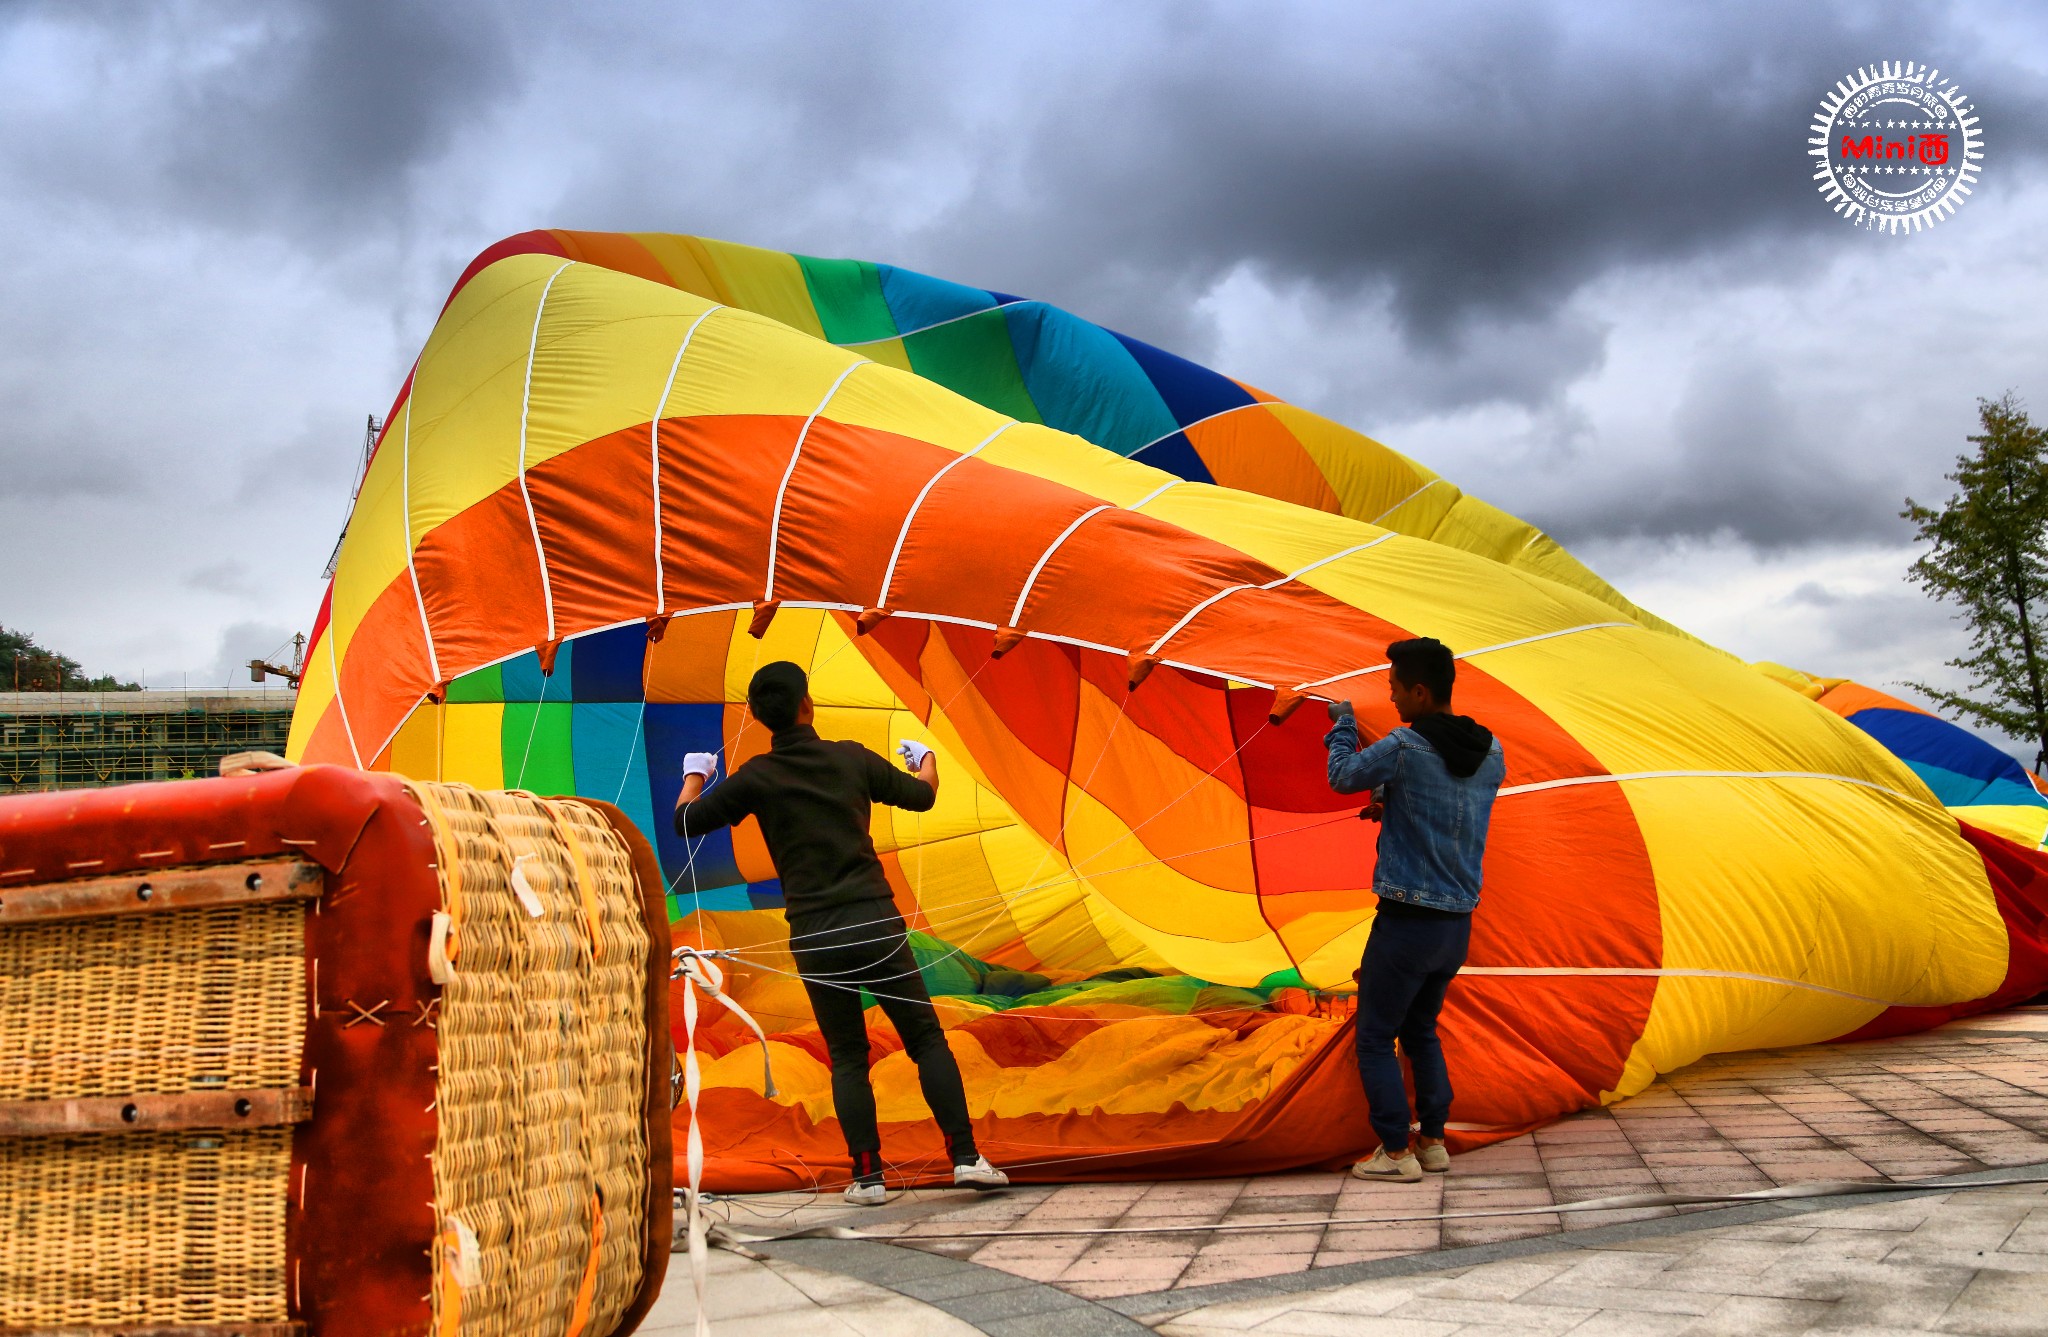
[0,690,298,793]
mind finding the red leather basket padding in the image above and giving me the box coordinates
[1,769,674,1335]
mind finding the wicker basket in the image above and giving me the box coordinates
[0,767,672,1337]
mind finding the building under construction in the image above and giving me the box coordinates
[0,689,298,793]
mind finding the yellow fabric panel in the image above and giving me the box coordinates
[973,825,1147,977]
[824,357,1012,454]
[893,827,1024,966]
[974,420,1181,509]
[1290,910,1378,991]
[1478,626,1932,791]
[806,617,904,712]
[1960,805,2048,849]
[724,607,823,704]
[388,701,439,780]
[879,1012,1334,1120]
[857,337,915,374]
[653,302,863,421]
[689,237,829,341]
[627,232,732,304]
[323,395,419,680]
[441,702,505,790]
[1266,401,1436,522]
[1064,788,1288,985]
[1612,773,2007,1097]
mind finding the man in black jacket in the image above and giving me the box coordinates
[674,660,1008,1205]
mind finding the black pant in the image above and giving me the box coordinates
[790,910,977,1174]
[1355,907,1470,1152]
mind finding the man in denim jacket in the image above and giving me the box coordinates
[1325,637,1505,1182]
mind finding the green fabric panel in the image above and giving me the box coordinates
[1257,967,1307,991]
[446,662,504,703]
[501,701,575,794]
[795,255,899,346]
[903,310,1044,424]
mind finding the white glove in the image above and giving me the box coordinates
[683,752,719,780]
[897,739,932,770]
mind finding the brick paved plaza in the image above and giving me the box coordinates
[646,1005,2048,1335]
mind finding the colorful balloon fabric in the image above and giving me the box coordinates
[289,231,2048,1189]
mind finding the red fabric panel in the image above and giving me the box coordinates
[440,229,571,314]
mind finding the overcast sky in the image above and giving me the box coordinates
[3,1,2044,755]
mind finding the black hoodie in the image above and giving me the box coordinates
[1407,713,1496,779]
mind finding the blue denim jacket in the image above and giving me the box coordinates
[1324,716,1505,913]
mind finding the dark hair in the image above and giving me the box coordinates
[1387,637,1454,704]
[747,661,808,731]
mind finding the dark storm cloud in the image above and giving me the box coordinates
[907,2,2048,353]
[3,0,512,236]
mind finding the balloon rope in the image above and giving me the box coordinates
[513,660,551,791]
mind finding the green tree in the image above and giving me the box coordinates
[0,626,140,692]
[1902,393,2048,776]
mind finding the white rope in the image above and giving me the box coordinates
[1369,476,1447,526]
[1500,768,1923,805]
[1125,480,1183,510]
[1007,504,1115,628]
[651,304,725,615]
[399,392,443,687]
[1294,620,1637,693]
[517,261,576,643]
[1459,965,1888,1005]
[673,946,777,1337]
[1127,402,1263,459]
[833,299,1036,347]
[875,423,1014,609]
[764,360,868,603]
[325,625,362,768]
[1144,537,1395,658]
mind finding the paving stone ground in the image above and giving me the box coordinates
[651,1006,2048,1334]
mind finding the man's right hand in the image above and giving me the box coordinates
[1326,699,1354,722]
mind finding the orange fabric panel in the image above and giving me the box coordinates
[1816,681,1932,719]
[333,570,441,763]
[530,420,662,633]
[1185,408,1342,514]
[652,414,796,611]
[647,609,738,703]
[768,419,962,609]
[548,230,677,288]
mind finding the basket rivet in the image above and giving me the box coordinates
[136,883,153,902]
[246,872,263,891]
[235,1098,253,1117]
[121,1103,139,1122]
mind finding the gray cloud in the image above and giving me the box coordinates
[0,0,2044,696]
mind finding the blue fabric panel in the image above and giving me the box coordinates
[571,622,647,703]
[1003,304,1180,456]
[1110,330,1257,427]
[985,290,1026,305]
[644,702,745,889]
[680,885,756,913]
[1129,432,1216,484]
[499,645,570,703]
[1850,708,2047,808]
[878,264,997,335]
[571,702,657,843]
[747,878,787,910]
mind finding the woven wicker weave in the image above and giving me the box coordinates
[410,784,652,1337]
[0,891,302,1328]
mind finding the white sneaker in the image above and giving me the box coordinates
[1350,1146,1422,1182]
[952,1156,1010,1190]
[843,1178,887,1206]
[1416,1140,1450,1174]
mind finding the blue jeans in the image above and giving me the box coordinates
[1355,910,1470,1152]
